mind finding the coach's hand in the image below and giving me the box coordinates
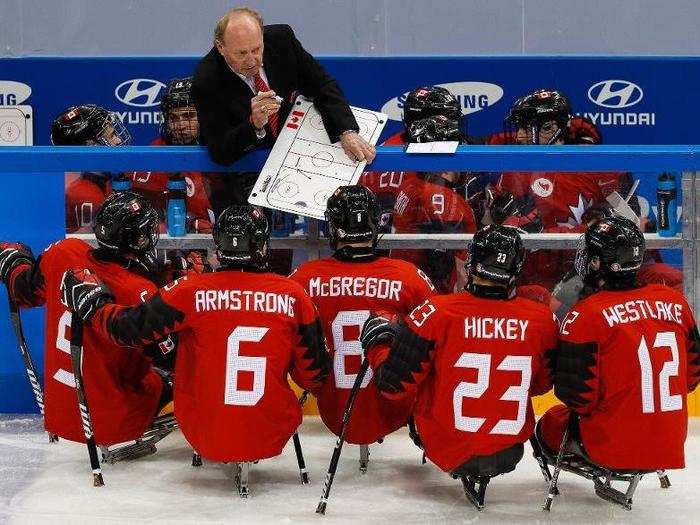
[340,130,376,164]
[250,90,281,130]
[61,268,115,322]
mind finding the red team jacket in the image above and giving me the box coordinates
[369,292,557,472]
[65,173,110,233]
[290,255,436,444]
[359,130,419,222]
[392,176,477,293]
[555,284,700,470]
[8,238,163,445]
[91,270,330,462]
[130,137,215,232]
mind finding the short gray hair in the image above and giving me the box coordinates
[214,7,264,45]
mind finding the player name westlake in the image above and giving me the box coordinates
[602,300,684,327]
[308,276,402,301]
[464,317,529,341]
[195,289,296,317]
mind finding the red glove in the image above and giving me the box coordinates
[568,116,602,145]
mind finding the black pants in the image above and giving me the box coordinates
[451,443,524,478]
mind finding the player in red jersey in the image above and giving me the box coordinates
[482,90,643,292]
[535,216,700,508]
[0,192,173,449]
[290,186,435,460]
[130,77,217,234]
[360,225,557,509]
[391,115,478,293]
[359,86,462,230]
[52,104,131,233]
[494,90,631,230]
[61,205,330,467]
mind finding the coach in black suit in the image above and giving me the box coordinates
[192,7,376,168]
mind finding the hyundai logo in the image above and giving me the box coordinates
[115,79,166,107]
[588,80,643,109]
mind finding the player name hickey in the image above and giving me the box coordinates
[308,276,402,300]
[602,300,683,327]
[194,289,296,317]
[464,317,529,341]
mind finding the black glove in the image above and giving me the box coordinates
[360,314,398,353]
[489,191,544,233]
[60,268,115,322]
[0,242,35,283]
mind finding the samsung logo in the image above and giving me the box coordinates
[0,81,31,105]
[381,82,503,121]
[115,78,166,107]
[588,80,643,109]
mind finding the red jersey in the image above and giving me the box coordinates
[8,238,162,445]
[392,176,477,293]
[65,173,109,233]
[290,255,436,444]
[555,284,700,470]
[359,130,419,224]
[130,137,215,232]
[498,171,626,230]
[370,291,557,472]
[91,270,330,462]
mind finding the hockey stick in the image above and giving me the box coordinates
[69,316,104,486]
[293,390,310,484]
[7,294,58,443]
[316,359,370,515]
[543,419,571,511]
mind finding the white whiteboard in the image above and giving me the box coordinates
[248,96,386,219]
[0,106,33,146]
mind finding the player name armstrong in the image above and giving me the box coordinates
[464,317,529,342]
[194,290,296,317]
[602,300,683,327]
[308,276,402,301]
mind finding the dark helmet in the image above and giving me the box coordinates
[403,86,462,127]
[160,77,199,145]
[574,215,645,290]
[407,115,462,143]
[325,185,381,257]
[213,205,270,270]
[467,224,526,291]
[506,89,571,144]
[51,104,131,146]
[94,191,159,256]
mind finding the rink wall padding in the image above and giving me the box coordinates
[0,55,698,414]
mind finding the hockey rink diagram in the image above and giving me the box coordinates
[249,97,386,219]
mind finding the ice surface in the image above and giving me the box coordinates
[1,416,699,524]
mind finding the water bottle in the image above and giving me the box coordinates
[657,172,677,237]
[111,173,132,192]
[167,176,187,237]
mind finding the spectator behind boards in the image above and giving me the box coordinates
[192,6,376,169]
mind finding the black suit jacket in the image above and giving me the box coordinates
[192,24,359,166]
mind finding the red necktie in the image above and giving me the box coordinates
[253,73,279,138]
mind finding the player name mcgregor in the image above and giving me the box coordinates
[308,276,402,300]
[464,317,529,341]
[194,289,296,317]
